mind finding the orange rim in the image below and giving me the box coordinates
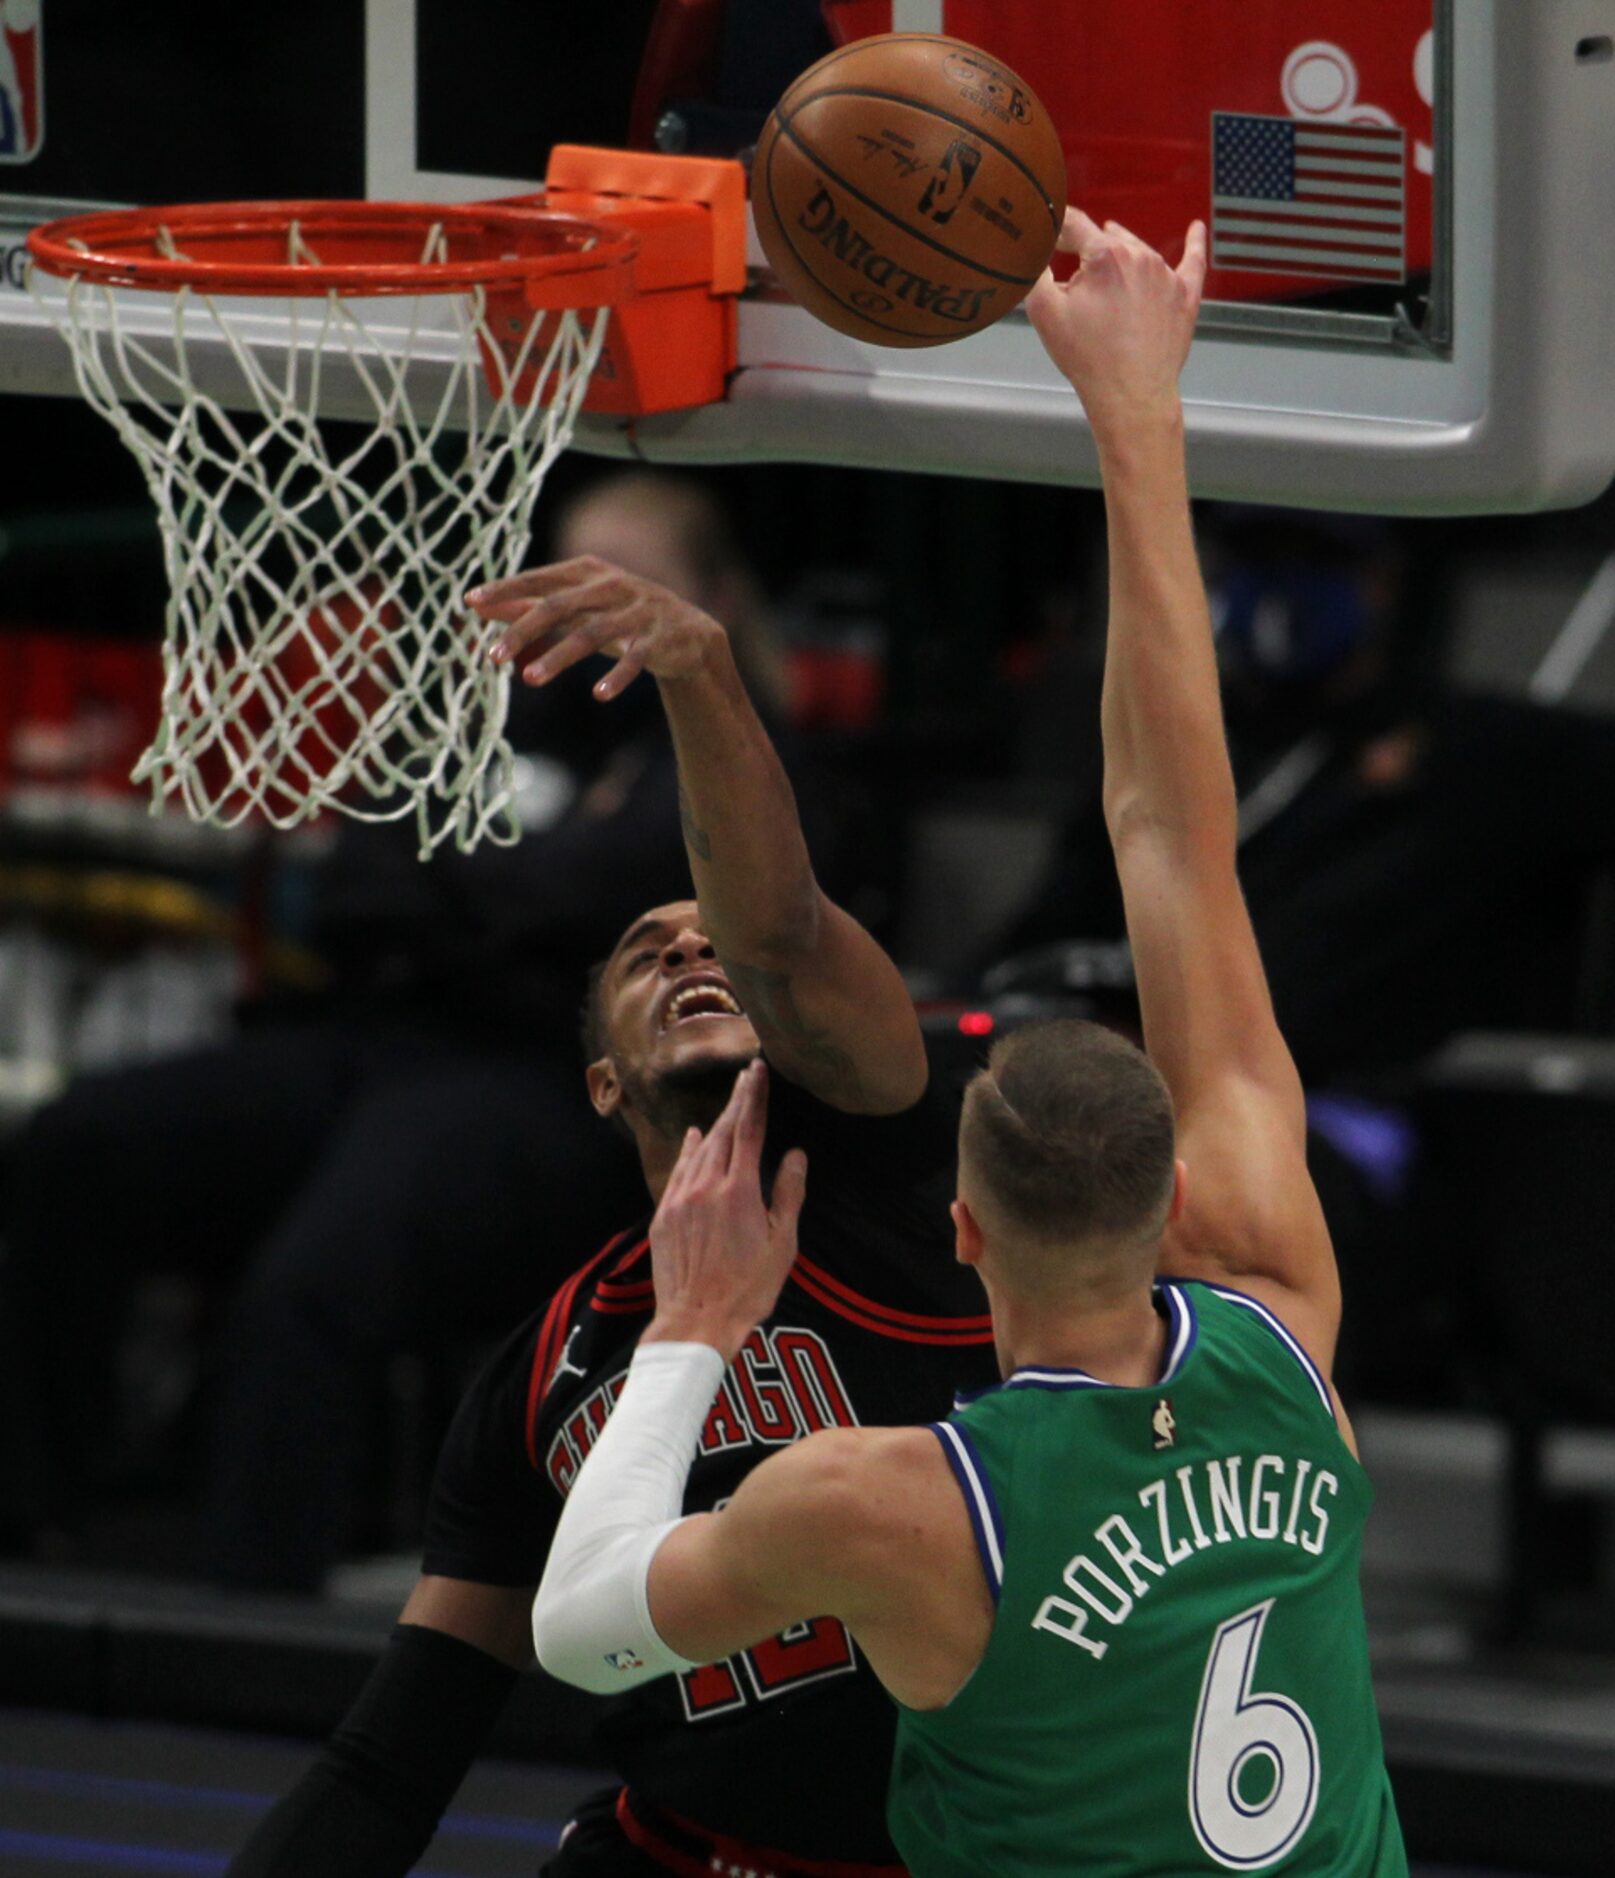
[26,199,638,301]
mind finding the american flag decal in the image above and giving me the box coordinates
[1211,113,1406,283]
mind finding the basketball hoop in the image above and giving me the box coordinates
[27,197,637,856]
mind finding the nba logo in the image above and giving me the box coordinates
[0,0,43,164]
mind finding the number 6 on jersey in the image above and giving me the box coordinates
[1189,1599,1320,1870]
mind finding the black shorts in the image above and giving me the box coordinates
[540,1786,907,1878]
[540,1789,665,1877]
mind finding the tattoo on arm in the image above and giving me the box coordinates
[678,779,713,863]
[725,958,865,1106]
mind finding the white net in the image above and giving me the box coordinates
[32,222,610,856]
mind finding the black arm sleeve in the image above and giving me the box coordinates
[225,1623,518,1878]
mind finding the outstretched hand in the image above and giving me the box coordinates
[468,557,724,701]
[644,1061,808,1362]
[1025,209,1206,435]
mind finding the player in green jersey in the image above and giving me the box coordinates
[531,207,1409,1877]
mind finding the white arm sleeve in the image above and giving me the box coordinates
[532,1339,728,1694]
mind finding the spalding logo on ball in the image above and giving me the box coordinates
[752,34,1067,349]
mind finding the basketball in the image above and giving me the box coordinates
[751,34,1067,349]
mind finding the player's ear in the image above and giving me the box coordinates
[1168,1159,1188,1227]
[951,1199,985,1265]
[586,1056,623,1120]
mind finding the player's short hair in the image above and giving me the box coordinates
[959,1018,1176,1253]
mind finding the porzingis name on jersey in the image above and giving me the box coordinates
[546,1324,857,1496]
[1032,1450,1340,1661]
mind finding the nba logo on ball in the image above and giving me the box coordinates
[918,141,981,226]
[0,0,43,163]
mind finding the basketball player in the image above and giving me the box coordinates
[531,212,1409,1875]
[226,496,998,1866]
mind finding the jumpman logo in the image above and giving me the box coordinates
[553,1326,587,1388]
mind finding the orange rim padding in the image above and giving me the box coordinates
[26,147,748,416]
[521,146,747,416]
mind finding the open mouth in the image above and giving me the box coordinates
[660,982,745,1031]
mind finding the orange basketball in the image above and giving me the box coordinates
[751,34,1067,349]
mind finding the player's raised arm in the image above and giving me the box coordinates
[469,559,925,1114]
[1025,212,1343,1383]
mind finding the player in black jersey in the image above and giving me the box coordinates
[227,551,998,1877]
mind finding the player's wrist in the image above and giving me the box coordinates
[652,612,731,688]
[1085,393,1186,454]
[641,1308,754,1364]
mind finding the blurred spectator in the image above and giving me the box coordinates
[990,509,1615,1070]
[980,507,1615,1392]
[0,469,806,1591]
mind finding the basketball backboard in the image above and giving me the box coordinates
[3,0,1614,514]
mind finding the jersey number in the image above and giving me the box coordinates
[1189,1599,1319,1870]
[679,1617,858,1721]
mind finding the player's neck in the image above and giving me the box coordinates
[639,1130,680,1202]
[625,1062,755,1201]
[994,1283,1169,1389]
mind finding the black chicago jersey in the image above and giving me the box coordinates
[423,1072,997,1862]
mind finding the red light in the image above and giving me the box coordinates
[957,1011,995,1037]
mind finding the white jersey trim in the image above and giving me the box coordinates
[930,1420,1005,1600]
[980,1284,1200,1396]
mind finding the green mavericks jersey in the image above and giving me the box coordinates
[888,1282,1407,1877]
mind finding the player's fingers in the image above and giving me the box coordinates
[700,1061,752,1171]
[484,595,565,665]
[715,1059,765,1178]
[465,581,545,620]
[467,558,604,611]
[1023,270,1070,345]
[769,1148,808,1239]
[471,595,548,626]
[1177,219,1209,306]
[483,620,559,675]
[593,649,646,701]
[1057,205,1105,258]
[1024,268,1059,321]
[488,600,581,669]
[729,1059,768,1177]
[661,1126,704,1206]
[486,571,626,665]
[519,620,613,686]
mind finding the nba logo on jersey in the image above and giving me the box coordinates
[604,1647,646,1673]
[0,0,43,163]
[1151,1398,1176,1450]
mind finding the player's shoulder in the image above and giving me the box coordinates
[1175,1279,1342,1425]
[768,1062,958,1173]
[768,1066,980,1321]
[535,1221,653,1339]
[805,1421,942,1474]
[520,1220,652,1415]
[746,1425,949,1550]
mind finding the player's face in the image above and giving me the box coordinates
[600,901,761,1084]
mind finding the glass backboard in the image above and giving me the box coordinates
[3,0,1613,514]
